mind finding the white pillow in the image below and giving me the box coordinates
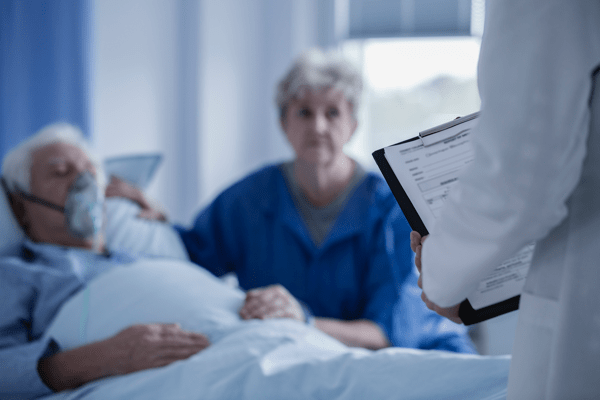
[44,259,245,350]
[104,197,189,260]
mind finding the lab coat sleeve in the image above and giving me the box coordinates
[0,272,57,398]
[422,1,599,307]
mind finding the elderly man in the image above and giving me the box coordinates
[1,123,323,399]
[0,124,212,398]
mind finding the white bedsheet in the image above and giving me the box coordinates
[39,259,510,400]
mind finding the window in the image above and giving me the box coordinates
[342,36,482,169]
[339,0,485,169]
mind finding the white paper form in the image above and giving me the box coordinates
[384,119,533,310]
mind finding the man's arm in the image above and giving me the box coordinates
[38,323,210,392]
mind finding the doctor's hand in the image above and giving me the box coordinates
[410,231,463,325]
[240,284,305,322]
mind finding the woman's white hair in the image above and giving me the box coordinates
[1,122,105,193]
[275,48,363,121]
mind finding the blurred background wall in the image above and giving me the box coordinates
[91,0,482,225]
[92,0,334,225]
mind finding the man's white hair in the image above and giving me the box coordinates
[1,122,105,193]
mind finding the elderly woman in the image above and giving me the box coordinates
[176,49,474,352]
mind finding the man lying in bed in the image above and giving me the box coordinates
[0,124,512,400]
[0,124,218,398]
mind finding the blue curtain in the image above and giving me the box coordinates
[0,0,91,161]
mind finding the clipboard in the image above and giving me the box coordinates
[372,113,522,325]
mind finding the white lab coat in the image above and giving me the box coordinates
[421,1,600,398]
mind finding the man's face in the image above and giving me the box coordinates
[21,142,101,248]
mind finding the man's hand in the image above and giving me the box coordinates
[239,284,305,322]
[410,231,463,324]
[105,176,167,221]
[103,323,210,374]
[38,323,210,392]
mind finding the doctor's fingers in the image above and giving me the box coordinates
[420,293,462,325]
[410,231,422,252]
[414,244,423,273]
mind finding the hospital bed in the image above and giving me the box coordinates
[0,161,511,400]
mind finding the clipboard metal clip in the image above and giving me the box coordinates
[418,112,480,147]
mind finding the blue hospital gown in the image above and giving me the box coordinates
[176,164,475,352]
[0,241,134,399]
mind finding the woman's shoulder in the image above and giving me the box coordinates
[226,164,283,192]
[354,170,410,227]
[214,163,286,209]
[358,171,396,208]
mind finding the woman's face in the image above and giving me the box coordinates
[282,87,357,167]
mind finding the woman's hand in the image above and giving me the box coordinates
[239,284,305,322]
[410,231,463,324]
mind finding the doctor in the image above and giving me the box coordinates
[412,1,600,398]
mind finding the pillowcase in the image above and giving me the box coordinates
[104,198,189,260]
[44,259,245,350]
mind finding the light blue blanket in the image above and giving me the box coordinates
[40,259,510,400]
